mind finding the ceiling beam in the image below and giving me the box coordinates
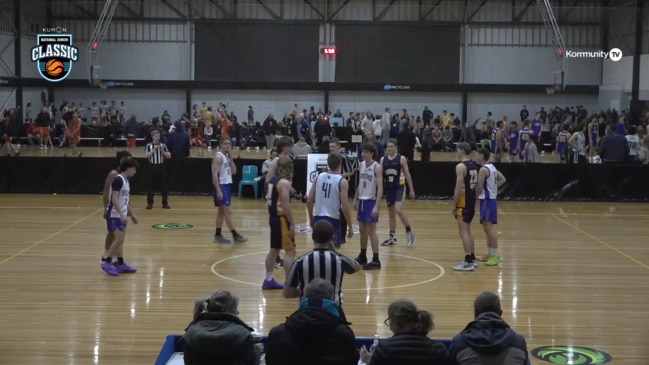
[256,0,281,19]
[160,0,188,20]
[514,0,536,21]
[467,0,489,22]
[375,0,397,21]
[64,0,95,17]
[420,0,444,21]
[206,0,233,18]
[303,0,325,20]
[329,0,351,20]
[118,2,141,17]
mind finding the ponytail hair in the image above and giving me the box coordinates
[387,299,435,336]
[186,290,240,329]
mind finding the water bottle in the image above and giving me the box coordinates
[369,334,380,354]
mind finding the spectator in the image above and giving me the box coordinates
[366,132,384,162]
[523,137,539,163]
[167,120,190,159]
[263,114,278,150]
[397,124,416,162]
[184,290,260,365]
[123,114,138,151]
[265,278,359,365]
[292,137,312,157]
[638,135,649,164]
[599,124,629,163]
[450,292,528,365]
[361,299,449,365]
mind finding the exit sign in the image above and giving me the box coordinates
[320,46,336,55]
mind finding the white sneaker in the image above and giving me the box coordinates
[381,237,397,246]
[453,261,476,271]
[406,230,415,247]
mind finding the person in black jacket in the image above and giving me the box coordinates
[450,292,528,365]
[184,290,260,365]
[265,278,359,365]
[361,299,449,365]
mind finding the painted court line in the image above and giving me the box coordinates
[552,215,649,270]
[2,205,649,218]
[0,208,102,267]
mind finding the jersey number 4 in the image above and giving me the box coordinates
[322,182,332,199]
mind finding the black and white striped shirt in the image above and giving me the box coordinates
[285,249,356,304]
[145,143,168,164]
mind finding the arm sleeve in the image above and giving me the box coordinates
[111,176,123,190]
[285,259,301,288]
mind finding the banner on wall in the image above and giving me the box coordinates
[306,154,329,194]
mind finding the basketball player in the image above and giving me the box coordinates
[588,117,599,157]
[101,150,132,264]
[264,136,294,268]
[508,121,520,162]
[212,136,248,244]
[329,137,355,243]
[569,122,588,164]
[353,142,383,270]
[102,159,140,276]
[475,148,506,266]
[625,125,640,163]
[262,156,296,290]
[306,153,354,247]
[556,124,571,163]
[380,139,415,247]
[453,142,478,271]
[518,120,531,162]
[616,116,626,136]
[490,120,504,162]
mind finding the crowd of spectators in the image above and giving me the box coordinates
[3,99,648,163]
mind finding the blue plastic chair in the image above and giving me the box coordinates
[238,165,259,198]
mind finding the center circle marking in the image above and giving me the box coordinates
[210,252,445,290]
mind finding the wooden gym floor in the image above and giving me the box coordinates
[0,195,648,365]
[13,144,563,163]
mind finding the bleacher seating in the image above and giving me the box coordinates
[155,334,532,365]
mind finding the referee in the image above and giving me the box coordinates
[283,220,361,306]
[144,130,171,209]
[330,138,355,242]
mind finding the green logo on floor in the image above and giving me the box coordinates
[152,223,193,230]
[531,346,612,364]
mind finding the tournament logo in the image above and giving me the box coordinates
[152,223,194,230]
[531,346,612,365]
[309,164,328,183]
[30,34,79,82]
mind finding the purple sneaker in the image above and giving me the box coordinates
[115,263,137,274]
[262,278,284,290]
[101,262,119,276]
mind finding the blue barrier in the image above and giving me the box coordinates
[155,335,531,365]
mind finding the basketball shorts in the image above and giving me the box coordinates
[314,216,342,246]
[127,137,136,148]
[212,184,232,207]
[479,199,498,224]
[269,215,295,251]
[385,185,405,207]
[455,195,475,224]
[357,200,379,224]
[106,217,127,232]
[39,127,50,136]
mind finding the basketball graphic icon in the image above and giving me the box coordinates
[46,59,64,77]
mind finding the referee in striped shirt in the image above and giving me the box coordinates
[284,220,361,305]
[144,130,171,209]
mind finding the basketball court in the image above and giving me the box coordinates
[0,193,647,364]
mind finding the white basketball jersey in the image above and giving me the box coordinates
[217,151,233,184]
[574,132,586,155]
[357,161,378,200]
[479,163,498,200]
[314,172,343,219]
[109,175,130,218]
[626,135,640,156]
